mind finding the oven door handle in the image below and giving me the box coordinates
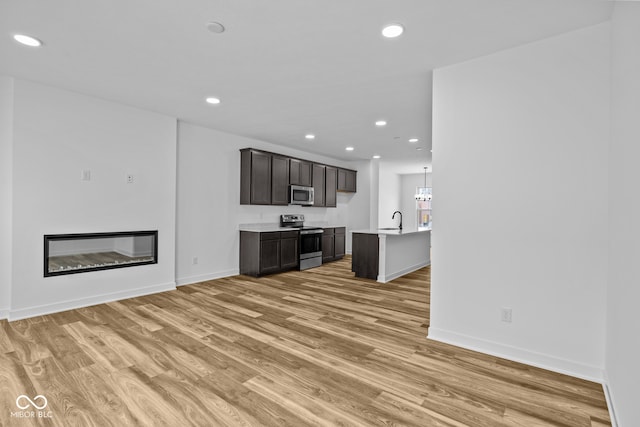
[300,229,324,235]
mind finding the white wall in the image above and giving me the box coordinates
[175,121,364,285]
[607,4,640,426]
[9,80,177,319]
[401,172,432,231]
[378,164,401,228]
[0,76,13,319]
[430,23,610,380]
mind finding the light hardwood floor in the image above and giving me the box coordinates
[0,257,610,426]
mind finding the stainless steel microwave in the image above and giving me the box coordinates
[289,185,314,206]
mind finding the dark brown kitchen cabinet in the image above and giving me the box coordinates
[325,166,337,207]
[352,232,379,280]
[322,227,345,263]
[280,232,299,270]
[334,227,345,258]
[271,155,290,205]
[312,164,326,207]
[240,230,299,277]
[289,158,312,186]
[322,228,335,262]
[337,168,357,192]
[241,148,356,207]
[240,149,271,205]
[259,233,281,275]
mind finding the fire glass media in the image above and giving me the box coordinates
[44,230,158,277]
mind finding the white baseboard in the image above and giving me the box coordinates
[427,327,605,383]
[8,282,176,321]
[602,372,619,427]
[378,260,430,283]
[176,269,238,286]
[0,307,9,320]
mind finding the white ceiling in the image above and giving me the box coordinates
[0,0,612,174]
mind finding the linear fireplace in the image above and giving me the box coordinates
[44,230,158,277]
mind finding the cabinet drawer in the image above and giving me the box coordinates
[323,227,335,235]
[280,230,299,239]
[260,232,281,241]
[334,227,345,235]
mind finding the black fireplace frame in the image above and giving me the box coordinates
[44,230,158,277]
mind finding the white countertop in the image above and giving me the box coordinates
[239,223,345,233]
[351,228,431,236]
[239,225,293,232]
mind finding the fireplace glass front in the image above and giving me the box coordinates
[44,230,158,277]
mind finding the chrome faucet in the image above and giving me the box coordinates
[392,211,403,230]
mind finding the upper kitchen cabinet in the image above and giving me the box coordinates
[271,154,290,205]
[312,164,336,207]
[240,148,356,206]
[240,149,271,205]
[240,149,290,205]
[312,164,325,207]
[325,166,337,207]
[289,158,312,187]
[337,168,357,192]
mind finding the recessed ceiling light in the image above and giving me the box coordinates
[206,22,225,34]
[373,155,381,159]
[13,34,42,47]
[305,134,315,140]
[345,146,355,151]
[205,97,221,105]
[409,138,419,143]
[375,120,387,127]
[382,24,404,38]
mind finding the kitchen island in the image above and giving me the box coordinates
[351,228,431,283]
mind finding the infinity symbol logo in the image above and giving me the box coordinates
[16,395,48,410]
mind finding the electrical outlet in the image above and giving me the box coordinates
[501,307,513,323]
[81,170,91,181]
[127,174,134,184]
[192,257,198,265]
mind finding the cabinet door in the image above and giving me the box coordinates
[271,155,290,205]
[280,236,299,270]
[338,169,357,192]
[260,238,280,275]
[325,166,337,207]
[352,233,379,280]
[250,151,272,205]
[334,228,345,259]
[322,232,335,262]
[312,164,326,207]
[345,170,356,192]
[290,158,312,186]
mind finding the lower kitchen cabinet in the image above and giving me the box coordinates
[240,230,299,277]
[322,227,346,263]
[280,232,299,270]
[334,228,345,258]
[351,232,379,280]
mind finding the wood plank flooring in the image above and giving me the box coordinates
[0,257,611,426]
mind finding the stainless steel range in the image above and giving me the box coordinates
[280,214,324,270]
